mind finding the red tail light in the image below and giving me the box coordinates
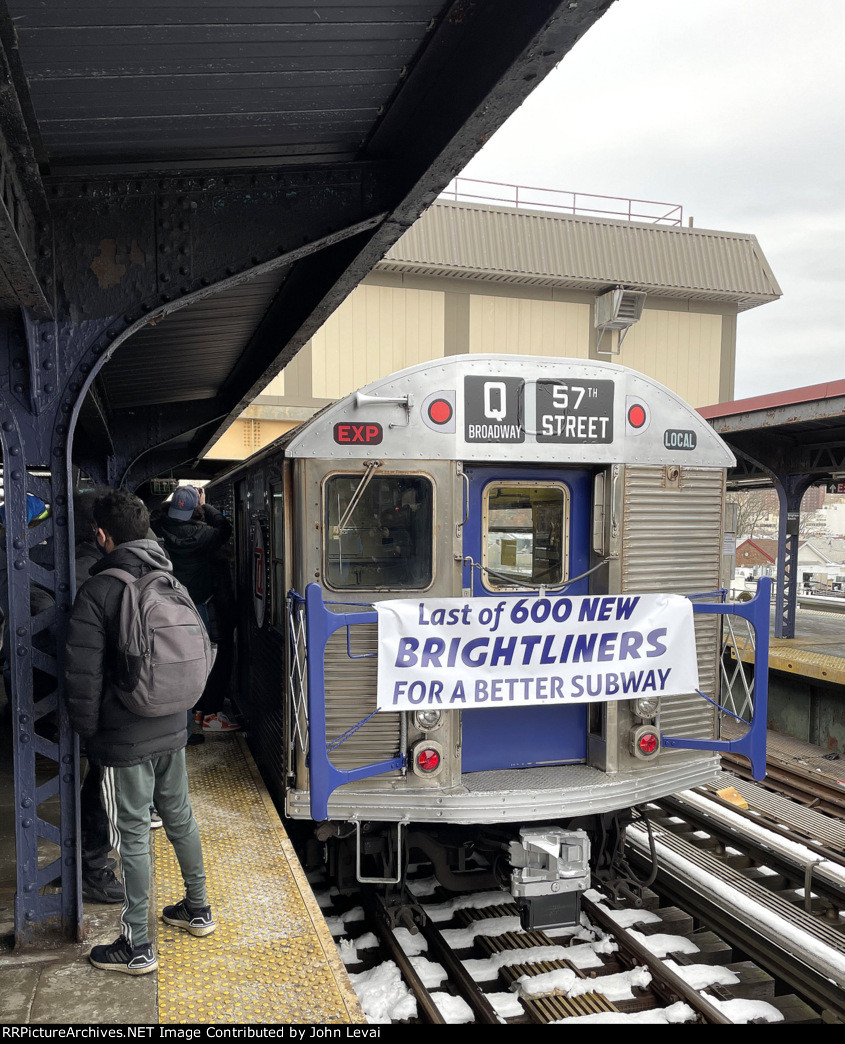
[417,748,440,772]
[638,732,658,755]
[632,725,660,760]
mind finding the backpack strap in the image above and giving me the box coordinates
[99,567,174,591]
[98,567,139,586]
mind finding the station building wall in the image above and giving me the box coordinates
[205,277,732,460]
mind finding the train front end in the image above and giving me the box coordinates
[279,355,768,926]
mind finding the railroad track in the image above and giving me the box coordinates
[316,858,831,1024]
[629,789,845,1023]
[310,749,845,1025]
[722,751,845,818]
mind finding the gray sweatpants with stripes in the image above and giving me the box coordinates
[101,748,208,948]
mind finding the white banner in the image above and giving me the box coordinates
[376,593,699,712]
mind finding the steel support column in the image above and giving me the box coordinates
[1,314,113,943]
[774,473,813,639]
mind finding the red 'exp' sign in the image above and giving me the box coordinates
[333,422,383,445]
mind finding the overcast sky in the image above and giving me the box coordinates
[459,0,844,402]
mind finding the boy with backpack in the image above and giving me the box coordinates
[65,489,216,974]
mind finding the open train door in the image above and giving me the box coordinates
[460,465,593,771]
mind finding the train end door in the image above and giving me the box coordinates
[461,466,592,772]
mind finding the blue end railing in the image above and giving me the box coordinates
[661,577,771,779]
[301,583,405,821]
[296,578,771,819]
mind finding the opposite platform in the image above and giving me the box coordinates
[728,605,845,686]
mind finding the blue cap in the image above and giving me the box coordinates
[168,486,200,521]
[0,493,48,527]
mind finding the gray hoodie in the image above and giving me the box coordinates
[65,539,188,767]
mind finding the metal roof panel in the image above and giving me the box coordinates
[379,202,782,310]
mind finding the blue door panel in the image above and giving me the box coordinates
[461,467,591,772]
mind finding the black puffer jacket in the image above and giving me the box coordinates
[65,539,187,767]
[152,505,231,604]
[74,539,102,593]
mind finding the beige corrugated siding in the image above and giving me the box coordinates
[468,297,590,357]
[311,284,444,399]
[380,202,781,310]
[614,311,723,408]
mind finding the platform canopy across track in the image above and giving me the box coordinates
[701,380,845,638]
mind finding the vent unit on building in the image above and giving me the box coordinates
[595,288,647,355]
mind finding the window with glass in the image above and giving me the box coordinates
[324,473,434,590]
[482,482,569,590]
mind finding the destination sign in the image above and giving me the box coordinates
[464,376,525,444]
[535,379,614,444]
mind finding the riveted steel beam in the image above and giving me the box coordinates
[0,11,51,318]
[45,165,385,323]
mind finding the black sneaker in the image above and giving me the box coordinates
[82,867,125,904]
[161,897,216,937]
[149,807,163,829]
[89,936,157,975]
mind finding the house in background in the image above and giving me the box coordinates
[734,536,845,595]
[736,537,779,576]
[204,184,781,460]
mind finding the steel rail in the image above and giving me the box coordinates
[580,896,730,1024]
[626,833,845,1022]
[722,752,845,817]
[359,886,446,1024]
[704,776,845,854]
[698,786,845,862]
[417,909,502,1025]
[697,784,845,866]
[658,793,845,915]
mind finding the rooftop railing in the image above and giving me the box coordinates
[439,177,684,226]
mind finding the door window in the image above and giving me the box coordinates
[482,482,569,591]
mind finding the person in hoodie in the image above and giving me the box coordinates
[65,488,215,975]
[152,485,239,735]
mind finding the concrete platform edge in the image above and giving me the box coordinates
[234,733,366,1024]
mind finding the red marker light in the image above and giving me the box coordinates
[417,748,441,772]
[638,732,659,755]
[628,404,647,429]
[428,399,453,425]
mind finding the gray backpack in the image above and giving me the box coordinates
[101,567,215,717]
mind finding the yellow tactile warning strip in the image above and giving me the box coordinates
[727,638,845,685]
[153,734,365,1024]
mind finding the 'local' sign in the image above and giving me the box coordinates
[376,593,699,711]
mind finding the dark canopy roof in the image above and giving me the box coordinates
[0,1,614,485]
[700,380,845,487]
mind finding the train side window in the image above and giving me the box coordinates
[482,482,569,591]
[270,481,285,627]
[324,474,433,590]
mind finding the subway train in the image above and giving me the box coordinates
[205,354,768,928]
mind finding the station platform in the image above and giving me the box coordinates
[725,606,845,753]
[728,605,845,686]
[0,727,365,1025]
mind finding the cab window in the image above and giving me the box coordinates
[482,482,569,590]
[324,474,433,590]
